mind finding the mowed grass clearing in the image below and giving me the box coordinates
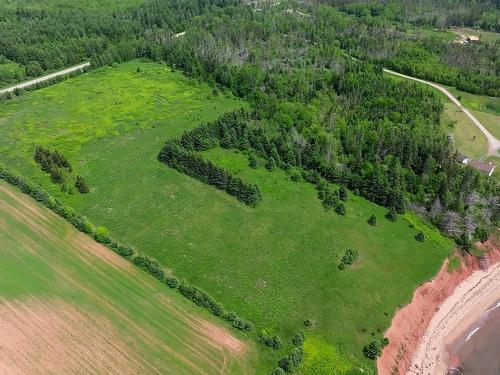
[0,60,452,372]
[0,180,258,375]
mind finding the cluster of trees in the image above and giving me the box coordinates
[34,145,89,194]
[276,346,304,374]
[363,337,390,360]
[259,331,284,349]
[165,88,497,242]
[338,0,500,32]
[158,140,262,207]
[339,248,359,270]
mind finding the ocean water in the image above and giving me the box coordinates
[451,300,500,375]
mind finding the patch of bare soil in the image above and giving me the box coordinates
[197,319,247,356]
[0,297,145,375]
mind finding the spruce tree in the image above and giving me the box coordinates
[265,157,276,171]
[75,175,90,194]
[339,186,348,201]
[367,214,377,226]
[50,167,63,183]
[335,203,345,215]
[249,153,258,169]
[415,231,425,242]
[385,207,397,222]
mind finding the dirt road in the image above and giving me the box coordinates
[384,69,500,156]
[0,62,90,95]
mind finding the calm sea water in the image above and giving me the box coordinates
[451,300,500,375]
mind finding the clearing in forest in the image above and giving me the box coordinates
[0,60,453,372]
[0,180,257,375]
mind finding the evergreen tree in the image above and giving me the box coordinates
[385,207,397,222]
[415,231,425,242]
[75,176,90,194]
[266,157,276,171]
[335,203,345,215]
[50,167,63,183]
[339,186,348,202]
[249,153,258,169]
[367,214,377,226]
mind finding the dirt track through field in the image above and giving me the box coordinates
[0,182,250,374]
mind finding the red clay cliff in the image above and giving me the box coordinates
[377,238,500,375]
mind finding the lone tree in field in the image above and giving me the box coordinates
[415,231,425,242]
[75,175,89,194]
[363,340,382,359]
[367,214,377,226]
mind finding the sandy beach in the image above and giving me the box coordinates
[407,261,500,375]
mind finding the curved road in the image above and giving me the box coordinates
[0,62,90,95]
[384,69,500,156]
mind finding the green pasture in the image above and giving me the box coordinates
[0,60,453,373]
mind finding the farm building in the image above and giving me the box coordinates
[455,154,496,176]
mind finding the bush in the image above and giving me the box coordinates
[278,347,304,373]
[367,214,376,226]
[133,255,165,281]
[292,331,305,346]
[165,275,179,288]
[341,248,359,266]
[50,167,63,183]
[259,331,283,349]
[363,340,382,359]
[385,207,397,221]
[339,186,348,201]
[249,153,258,168]
[415,231,425,242]
[75,175,90,194]
[474,227,489,242]
[335,202,346,215]
[266,157,276,171]
[304,318,313,327]
[94,226,110,243]
[109,242,134,257]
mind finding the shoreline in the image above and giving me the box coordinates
[408,261,500,374]
[377,241,500,375]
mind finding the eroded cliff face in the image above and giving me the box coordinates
[377,239,500,375]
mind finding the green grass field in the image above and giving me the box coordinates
[0,180,259,374]
[0,60,453,373]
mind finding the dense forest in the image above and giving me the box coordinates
[333,0,500,32]
[0,0,498,244]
